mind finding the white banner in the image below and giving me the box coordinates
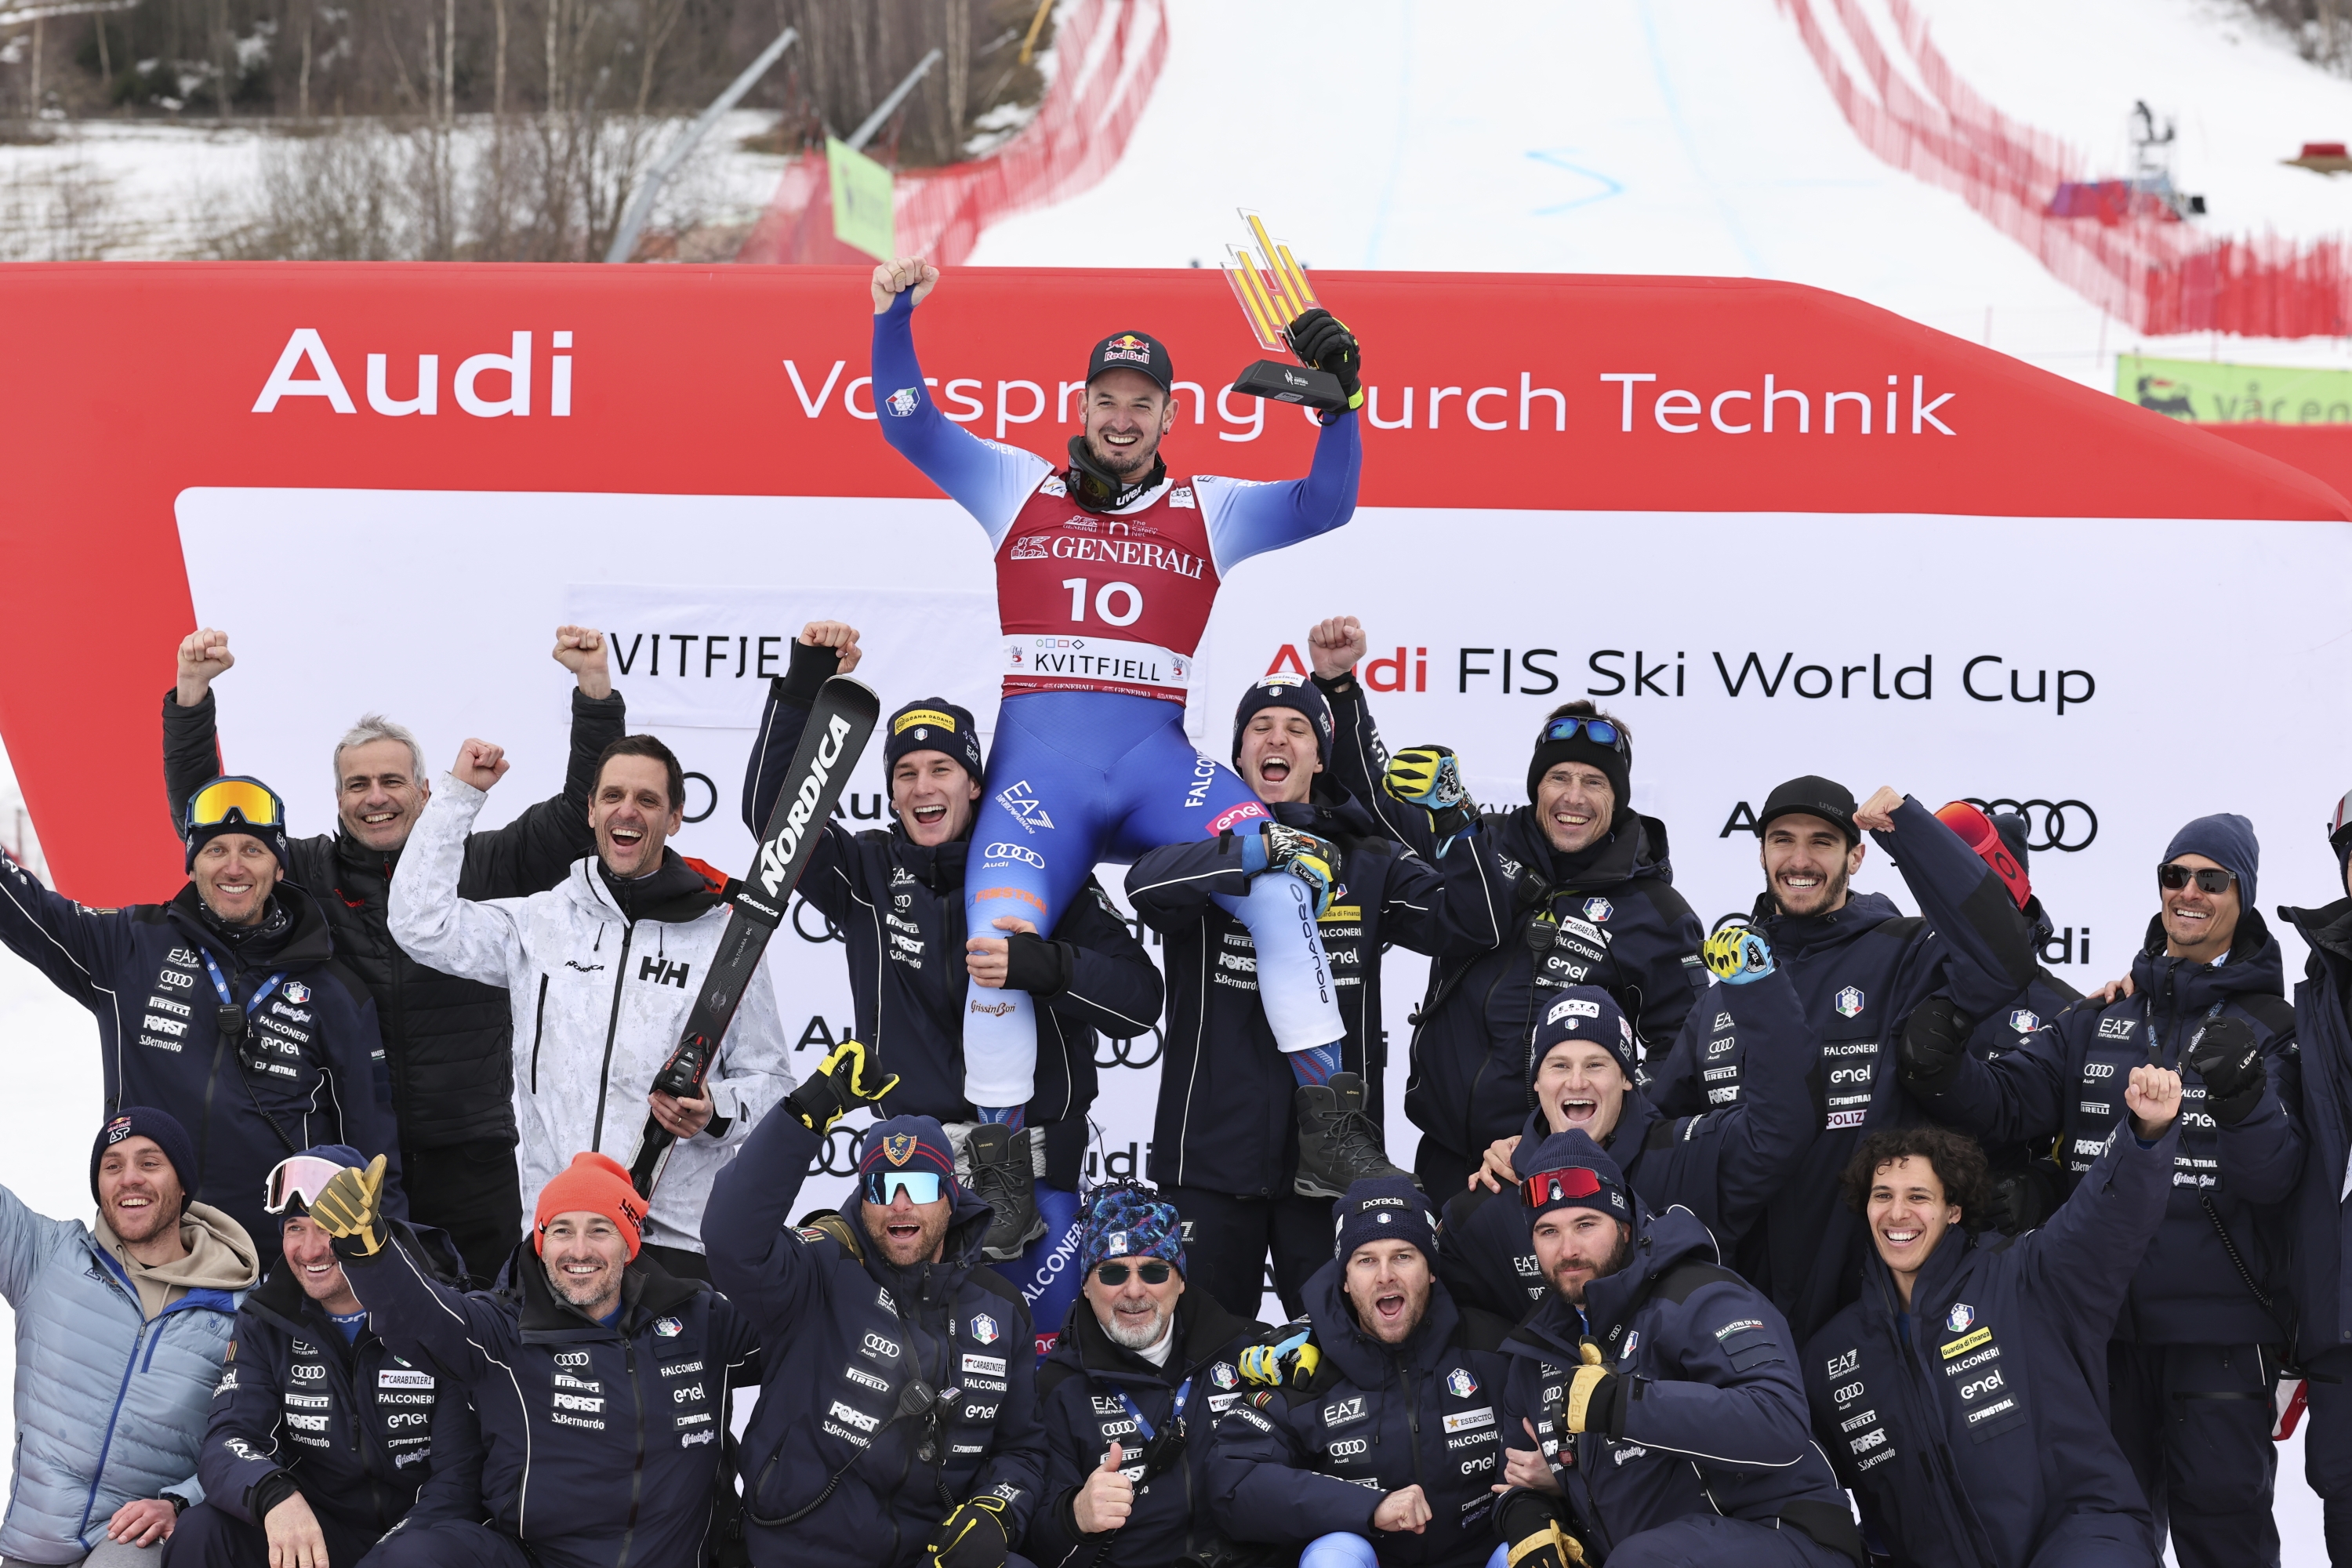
[178,487,2352,1220]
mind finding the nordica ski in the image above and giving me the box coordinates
[630,674,880,1197]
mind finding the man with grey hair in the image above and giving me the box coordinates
[163,625,625,1280]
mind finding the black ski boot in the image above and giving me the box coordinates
[1293,1072,1416,1199]
[969,1123,1045,1261]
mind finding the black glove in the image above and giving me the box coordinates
[1496,1490,1588,1568]
[1897,997,1970,1096]
[924,1495,1011,1568]
[1560,1341,1626,1437]
[2187,1016,2265,1126]
[786,1040,900,1132]
[1286,308,1363,407]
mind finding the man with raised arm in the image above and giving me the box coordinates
[166,626,627,1280]
[869,256,1369,1245]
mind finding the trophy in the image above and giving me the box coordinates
[1221,210,1351,413]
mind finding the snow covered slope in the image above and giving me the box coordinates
[967,0,2352,384]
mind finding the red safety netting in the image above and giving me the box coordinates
[736,0,1168,267]
[1780,0,2352,338]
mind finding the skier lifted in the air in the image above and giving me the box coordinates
[869,257,1407,1254]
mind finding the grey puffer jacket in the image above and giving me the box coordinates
[0,1188,256,1563]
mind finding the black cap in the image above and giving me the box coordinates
[1757,775,1859,844]
[884,699,984,781]
[1232,675,1334,768]
[1086,330,1174,392]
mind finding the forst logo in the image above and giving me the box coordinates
[760,713,855,896]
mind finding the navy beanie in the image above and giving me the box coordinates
[857,1115,961,1199]
[1231,675,1334,768]
[1529,985,1637,1085]
[1078,1185,1187,1276]
[2164,812,2259,913]
[182,775,292,873]
[1332,1177,1439,1263]
[884,699,985,782]
[1989,812,2031,878]
[1519,1128,1635,1225]
[91,1106,198,1208]
[1526,710,1632,806]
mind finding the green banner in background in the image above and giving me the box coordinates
[827,136,895,262]
[2118,354,2352,424]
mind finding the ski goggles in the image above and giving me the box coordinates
[1534,715,1627,755]
[1935,800,2031,912]
[1519,1165,1605,1210]
[1094,1261,1174,1286]
[263,1153,354,1216]
[2330,789,2352,859]
[185,775,287,835]
[862,1170,945,1207]
[2158,862,2236,895]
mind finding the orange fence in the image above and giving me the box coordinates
[738,0,1169,267]
[1780,0,2352,338]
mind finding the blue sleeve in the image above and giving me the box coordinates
[872,290,1051,546]
[1705,968,1826,1239]
[198,1312,290,1525]
[1870,797,2035,1015]
[1912,1007,2072,1148]
[1197,412,1362,573]
[2220,1008,2306,1206]
[343,1232,505,1387]
[1209,1394,1380,1544]
[1125,835,1251,927]
[1373,839,1508,959]
[2021,1121,2178,1328]
[1041,881,1163,1040]
[0,847,139,1010]
[701,1105,829,1331]
[1621,1283,1817,1469]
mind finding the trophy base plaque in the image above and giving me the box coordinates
[1234,358,1348,412]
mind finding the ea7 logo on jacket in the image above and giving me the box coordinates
[1323,1396,1368,1428]
[1824,1349,1858,1377]
[639,956,692,989]
[758,712,857,897]
[2098,1018,2136,1040]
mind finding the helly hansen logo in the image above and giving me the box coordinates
[641,956,692,989]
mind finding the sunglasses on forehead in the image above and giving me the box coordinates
[1519,1165,1605,1210]
[1536,715,1628,756]
[862,1170,943,1206]
[2157,863,2236,895]
[1094,1261,1174,1286]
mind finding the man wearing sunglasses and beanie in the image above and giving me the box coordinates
[1212,1178,1516,1568]
[1492,1129,1857,1568]
[1901,812,2302,1568]
[1308,616,1706,1196]
[0,777,402,1274]
[2281,790,2352,1566]
[299,1146,760,1568]
[1028,1186,1264,1568]
[1647,779,2036,1345]
[172,1145,476,1568]
[701,1051,1047,1568]
[1127,669,1496,1319]
[166,626,627,1286]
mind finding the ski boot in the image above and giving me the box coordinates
[1294,1072,1417,1199]
[969,1123,1046,1261]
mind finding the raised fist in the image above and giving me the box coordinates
[176,628,234,706]
[1309,616,1367,681]
[799,620,864,675]
[553,626,613,699]
[453,739,510,792]
[872,257,941,314]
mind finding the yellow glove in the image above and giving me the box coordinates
[1238,1326,1320,1388]
[1563,1340,1623,1436]
[787,1039,902,1132]
[1701,922,1775,985]
[1504,1519,1587,1568]
[307,1154,390,1259]
[1384,746,1468,810]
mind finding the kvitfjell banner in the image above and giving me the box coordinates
[5,263,2352,1229]
[2120,351,2352,424]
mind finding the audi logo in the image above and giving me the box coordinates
[793,895,846,946]
[983,843,1046,869]
[1095,1027,1164,1070]
[1960,798,2096,852]
[808,1125,863,1177]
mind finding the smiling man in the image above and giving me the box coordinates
[0,1109,258,1566]
[701,1080,1048,1568]
[1491,1131,1857,1568]
[390,734,792,1279]
[1312,616,1706,1196]
[1900,812,2302,1568]
[165,626,626,1283]
[0,778,401,1272]
[1127,670,1497,1319]
[1211,1179,1517,1568]
[743,622,1162,1274]
[1802,1094,2180,1568]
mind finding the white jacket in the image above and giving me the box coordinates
[388,777,793,1251]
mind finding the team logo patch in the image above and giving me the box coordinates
[1622,1330,1639,1358]
[1446,1368,1479,1399]
[971,1314,1001,1345]
[886,387,920,417]
[281,982,311,1004]
[654,1316,684,1338]
[2008,1009,2039,1033]
[1211,1362,1238,1389]
[1582,897,1613,923]
[1835,985,1864,1018]
[1945,1303,1974,1334]
[894,709,956,735]
[883,1134,919,1166]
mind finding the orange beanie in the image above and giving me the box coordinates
[533,1152,645,1259]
